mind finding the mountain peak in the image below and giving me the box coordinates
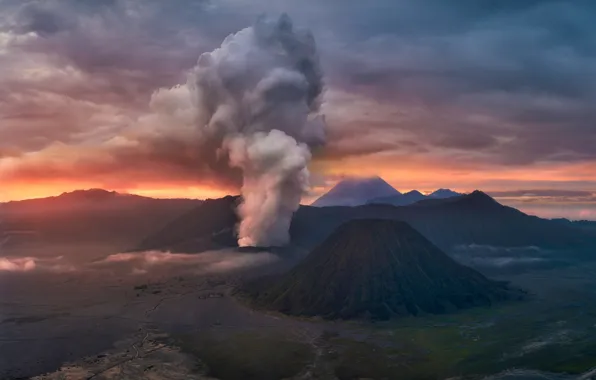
[367,189,427,206]
[312,176,400,207]
[58,189,121,200]
[243,219,522,320]
[429,188,462,199]
[468,190,496,201]
[339,176,393,188]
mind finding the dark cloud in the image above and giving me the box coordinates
[488,190,596,217]
[489,188,596,220]
[0,0,240,182]
[4,0,230,107]
[16,3,71,35]
[1,0,596,191]
[489,190,595,198]
[320,0,596,164]
[1,134,243,190]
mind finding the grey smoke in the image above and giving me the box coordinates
[131,14,326,247]
[188,14,326,247]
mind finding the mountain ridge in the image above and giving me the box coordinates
[1,189,203,249]
[367,189,463,207]
[368,189,427,206]
[429,188,463,199]
[310,176,462,208]
[311,176,400,207]
[136,191,596,254]
[2,189,197,205]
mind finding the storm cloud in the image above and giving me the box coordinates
[1,0,595,199]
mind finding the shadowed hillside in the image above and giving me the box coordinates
[240,219,524,320]
[367,190,426,206]
[134,195,239,252]
[312,176,400,207]
[0,189,201,250]
[136,191,596,253]
[367,188,462,206]
[291,191,595,252]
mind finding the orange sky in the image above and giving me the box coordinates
[2,142,595,221]
[2,1,596,225]
[2,157,595,203]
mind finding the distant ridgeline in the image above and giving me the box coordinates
[310,176,462,208]
[0,189,202,249]
[135,191,596,254]
[238,219,525,320]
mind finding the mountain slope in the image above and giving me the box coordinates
[429,189,462,199]
[0,190,201,249]
[312,176,399,207]
[368,189,462,206]
[368,190,427,206]
[136,191,596,253]
[241,219,522,320]
[134,195,239,252]
[292,191,594,252]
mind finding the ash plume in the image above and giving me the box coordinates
[187,14,326,247]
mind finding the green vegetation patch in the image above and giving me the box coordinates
[331,306,596,379]
[331,338,430,380]
[172,331,314,380]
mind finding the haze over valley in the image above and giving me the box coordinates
[1,180,596,379]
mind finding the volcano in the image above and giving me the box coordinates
[242,219,523,320]
[312,176,400,207]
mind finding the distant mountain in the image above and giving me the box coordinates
[240,219,523,320]
[311,176,400,207]
[368,188,461,206]
[429,188,462,199]
[56,189,125,201]
[552,219,596,235]
[293,191,595,252]
[137,191,596,254]
[1,190,202,249]
[134,195,239,252]
[368,190,426,206]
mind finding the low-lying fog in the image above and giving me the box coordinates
[0,248,279,276]
[450,244,569,275]
[0,243,295,378]
[1,242,595,379]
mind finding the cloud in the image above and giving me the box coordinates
[487,189,596,218]
[450,244,563,274]
[0,257,36,271]
[7,0,216,93]
[0,249,279,275]
[489,189,595,199]
[94,249,280,275]
[0,84,243,190]
[321,0,596,165]
[1,0,596,195]
[0,255,75,272]
[0,0,246,190]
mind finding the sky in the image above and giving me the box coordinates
[0,0,595,219]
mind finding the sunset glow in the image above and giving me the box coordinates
[0,1,595,220]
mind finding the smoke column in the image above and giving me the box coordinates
[189,14,326,247]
